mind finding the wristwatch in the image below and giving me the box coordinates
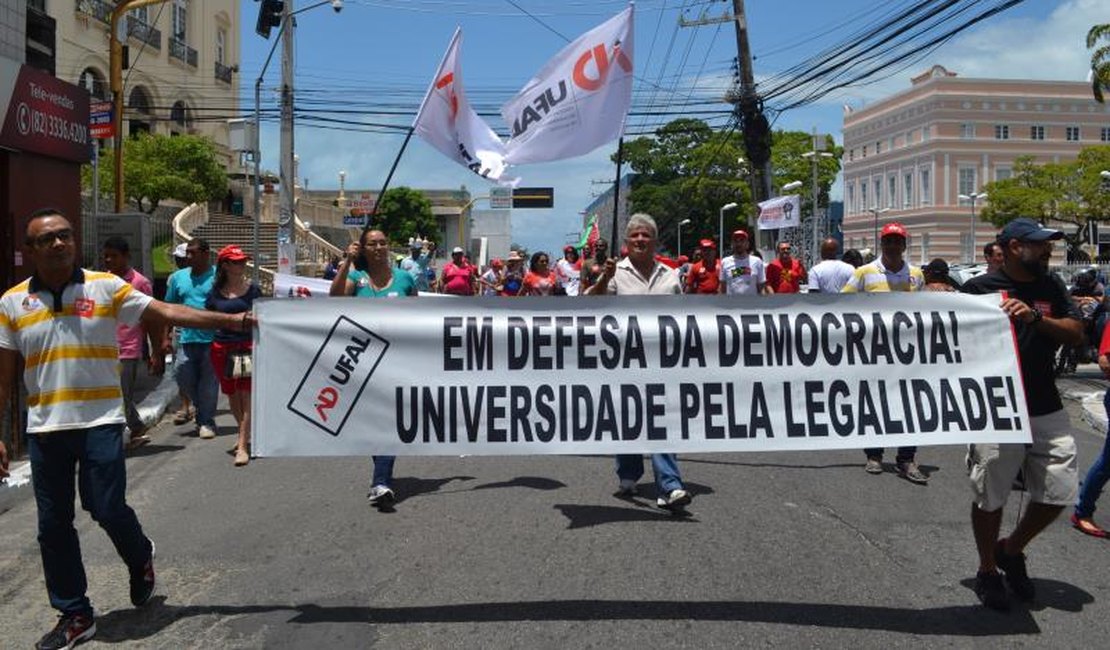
[1030,308,1043,323]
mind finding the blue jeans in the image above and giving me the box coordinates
[29,423,152,616]
[372,456,396,488]
[615,454,684,494]
[1075,390,1110,518]
[175,342,218,430]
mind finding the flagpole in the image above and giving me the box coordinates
[364,28,462,235]
[610,137,624,246]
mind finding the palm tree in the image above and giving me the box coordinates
[1089,24,1110,103]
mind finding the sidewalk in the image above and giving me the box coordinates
[0,367,179,495]
[1057,364,1108,434]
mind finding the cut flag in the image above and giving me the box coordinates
[501,6,634,165]
[413,28,510,182]
[577,213,600,250]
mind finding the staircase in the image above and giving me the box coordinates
[189,212,280,268]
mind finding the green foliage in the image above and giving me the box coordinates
[981,146,1110,256]
[617,119,841,254]
[1089,23,1110,103]
[81,134,226,213]
[370,186,439,245]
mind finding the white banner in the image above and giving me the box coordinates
[274,273,332,299]
[413,28,511,181]
[500,6,634,165]
[757,195,802,230]
[253,293,1031,457]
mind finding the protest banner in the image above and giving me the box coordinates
[252,292,1031,457]
[757,195,802,230]
[274,273,332,298]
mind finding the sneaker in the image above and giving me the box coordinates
[35,613,96,650]
[865,457,883,474]
[973,570,1011,612]
[172,408,194,425]
[896,461,929,484]
[617,479,638,496]
[129,538,156,607]
[367,485,395,507]
[995,539,1035,602]
[1071,513,1109,538]
[656,488,692,509]
[234,447,250,467]
[198,425,216,440]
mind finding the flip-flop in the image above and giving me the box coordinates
[127,435,152,450]
[1071,513,1108,538]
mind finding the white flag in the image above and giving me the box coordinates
[756,195,802,230]
[501,6,634,165]
[413,28,510,181]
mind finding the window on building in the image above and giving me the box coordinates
[922,126,930,141]
[1066,126,1080,141]
[1102,127,1110,142]
[888,175,897,209]
[958,167,977,203]
[994,125,1010,140]
[920,168,931,206]
[995,167,1012,182]
[889,136,896,150]
[78,67,108,101]
[862,145,868,158]
[961,123,975,139]
[847,183,855,214]
[1030,125,1045,140]
[873,179,882,210]
[216,27,226,65]
[170,101,190,128]
[903,172,913,208]
[876,141,882,154]
[130,6,148,22]
[861,180,869,210]
[172,0,188,42]
[849,149,855,162]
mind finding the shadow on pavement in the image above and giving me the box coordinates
[682,458,863,470]
[554,503,696,528]
[472,476,567,491]
[957,577,1095,613]
[127,444,186,458]
[391,476,475,504]
[95,589,1101,640]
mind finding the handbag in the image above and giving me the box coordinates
[225,349,252,379]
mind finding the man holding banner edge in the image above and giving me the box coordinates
[962,217,1084,611]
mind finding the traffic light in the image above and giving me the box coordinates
[255,0,284,39]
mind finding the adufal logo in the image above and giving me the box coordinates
[287,316,389,436]
[511,40,632,138]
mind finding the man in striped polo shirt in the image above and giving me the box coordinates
[0,209,254,650]
[841,221,929,485]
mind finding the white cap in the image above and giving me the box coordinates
[173,243,188,258]
[452,246,464,254]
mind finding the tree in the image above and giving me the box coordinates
[981,146,1110,260]
[1089,23,1110,103]
[82,133,227,213]
[618,119,841,255]
[370,186,438,246]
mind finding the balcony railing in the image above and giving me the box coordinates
[126,15,161,50]
[169,38,198,67]
[75,0,113,24]
[214,61,234,84]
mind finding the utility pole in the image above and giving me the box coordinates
[277,0,296,275]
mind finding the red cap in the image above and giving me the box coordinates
[217,245,249,262]
[699,238,716,249]
[564,245,576,254]
[491,258,503,268]
[880,222,908,239]
[677,255,690,264]
[731,229,749,240]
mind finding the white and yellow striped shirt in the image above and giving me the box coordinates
[841,258,925,293]
[0,269,153,433]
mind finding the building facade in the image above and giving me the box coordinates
[59,0,240,164]
[841,65,1110,264]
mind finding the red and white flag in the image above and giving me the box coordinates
[500,6,634,165]
[413,28,510,181]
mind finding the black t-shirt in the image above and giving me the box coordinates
[961,270,1080,416]
[205,283,262,343]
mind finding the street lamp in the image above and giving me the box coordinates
[718,202,738,250]
[677,219,692,257]
[868,206,890,250]
[802,149,835,265]
[958,192,988,263]
[251,0,342,284]
[780,180,804,193]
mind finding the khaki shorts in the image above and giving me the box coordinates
[967,409,1078,511]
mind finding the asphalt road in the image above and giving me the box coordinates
[1,382,1108,649]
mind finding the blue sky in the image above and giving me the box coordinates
[239,0,1104,254]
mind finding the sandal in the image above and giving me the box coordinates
[1071,513,1108,538]
[234,447,250,467]
[172,407,195,425]
[126,434,152,450]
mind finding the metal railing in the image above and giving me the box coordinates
[214,61,234,84]
[75,0,113,24]
[169,38,198,67]
[126,14,161,50]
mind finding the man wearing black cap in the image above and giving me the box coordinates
[961,217,1084,611]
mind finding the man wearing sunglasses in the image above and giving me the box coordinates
[0,208,255,650]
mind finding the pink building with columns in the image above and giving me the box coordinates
[841,65,1110,264]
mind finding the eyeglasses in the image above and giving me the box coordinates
[29,229,73,248]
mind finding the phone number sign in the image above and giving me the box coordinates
[0,60,90,163]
